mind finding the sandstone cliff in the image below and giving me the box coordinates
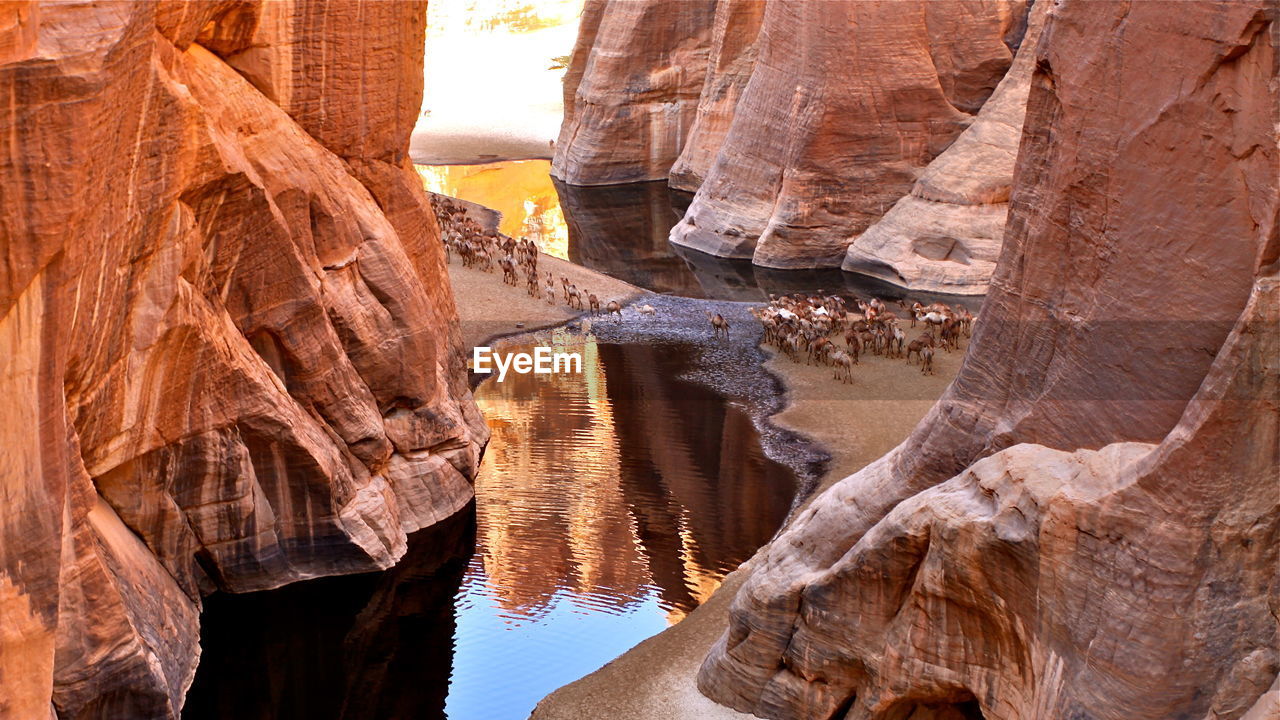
[551,0,719,185]
[0,2,485,717]
[669,0,1025,268]
[558,0,1053,285]
[841,0,1047,294]
[666,0,766,192]
[697,2,1278,718]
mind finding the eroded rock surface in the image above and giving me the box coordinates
[698,2,1278,718]
[666,0,766,192]
[0,1,484,717]
[668,0,1026,268]
[841,0,1048,295]
[551,0,718,185]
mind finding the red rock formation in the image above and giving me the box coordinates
[669,0,1026,268]
[697,2,1278,718]
[842,0,1048,295]
[551,0,718,185]
[667,0,766,192]
[0,1,484,716]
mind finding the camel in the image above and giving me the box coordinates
[888,324,906,358]
[830,350,855,384]
[920,345,935,375]
[706,310,730,339]
[808,336,833,366]
[605,300,622,320]
[499,255,518,285]
[918,310,947,334]
[905,337,928,365]
[587,293,600,315]
[940,319,960,352]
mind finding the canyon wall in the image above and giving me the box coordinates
[551,0,718,185]
[0,1,485,717]
[668,0,1025,268]
[557,0,1050,285]
[698,1,1278,719]
[840,0,1047,294]
[666,0,766,192]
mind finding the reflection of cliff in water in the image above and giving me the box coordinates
[187,337,803,719]
[598,342,797,618]
[555,180,984,309]
[470,338,796,624]
[183,509,474,720]
[555,179,705,296]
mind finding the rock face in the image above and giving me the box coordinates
[551,0,719,185]
[666,0,766,192]
[0,2,485,717]
[697,2,1278,719]
[556,0,1037,277]
[668,0,1026,268]
[841,0,1047,295]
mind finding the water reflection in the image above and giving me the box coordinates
[185,338,797,720]
[554,181,985,308]
[552,179,708,295]
[451,337,796,718]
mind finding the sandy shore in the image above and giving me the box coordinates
[761,332,962,490]
[443,238,966,719]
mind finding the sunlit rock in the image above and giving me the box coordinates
[551,0,719,185]
[841,0,1048,295]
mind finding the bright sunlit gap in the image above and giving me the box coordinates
[412,0,585,166]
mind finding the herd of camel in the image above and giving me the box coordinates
[433,196,973,383]
[434,195,636,320]
[749,294,974,382]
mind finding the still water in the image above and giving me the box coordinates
[185,338,798,720]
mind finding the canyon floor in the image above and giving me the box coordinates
[447,249,964,720]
